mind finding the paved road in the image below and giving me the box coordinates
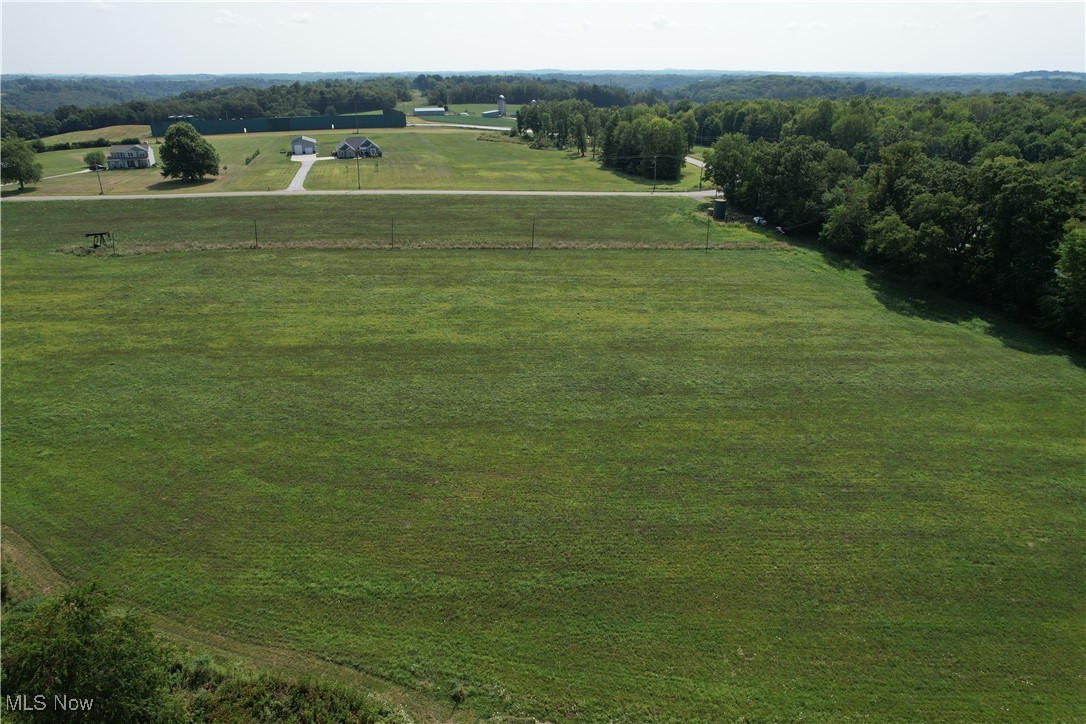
[1,168,92,189]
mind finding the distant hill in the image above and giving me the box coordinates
[1,70,1082,114]
[0,73,393,113]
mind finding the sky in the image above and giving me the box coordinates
[1,1,1084,76]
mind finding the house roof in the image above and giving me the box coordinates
[293,136,317,143]
[338,136,377,150]
[109,143,151,153]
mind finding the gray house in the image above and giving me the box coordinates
[335,136,382,159]
[106,143,155,169]
[291,136,317,155]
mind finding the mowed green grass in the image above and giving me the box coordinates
[19,125,156,179]
[39,124,152,145]
[0,196,768,256]
[411,103,517,128]
[5,133,300,196]
[2,198,1083,721]
[5,127,700,196]
[304,129,700,192]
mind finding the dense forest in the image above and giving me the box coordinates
[697,93,1086,344]
[510,91,1085,344]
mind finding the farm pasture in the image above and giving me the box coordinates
[2,196,1082,721]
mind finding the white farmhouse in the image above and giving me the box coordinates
[106,143,156,169]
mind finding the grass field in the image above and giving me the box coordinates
[39,124,153,145]
[410,103,517,128]
[304,129,700,192]
[0,196,762,252]
[2,197,1083,721]
[5,133,301,196]
[6,128,700,196]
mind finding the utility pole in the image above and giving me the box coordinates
[652,155,658,194]
[95,167,104,195]
[355,153,361,190]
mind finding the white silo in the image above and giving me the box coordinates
[498,94,507,116]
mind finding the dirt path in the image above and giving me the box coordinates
[0,524,470,723]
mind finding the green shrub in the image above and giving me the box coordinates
[0,584,182,722]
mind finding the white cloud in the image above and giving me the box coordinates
[214,9,239,27]
[651,14,676,31]
[636,14,677,32]
[551,19,596,35]
[292,11,313,25]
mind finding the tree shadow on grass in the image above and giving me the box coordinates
[769,230,860,271]
[1,185,41,198]
[582,159,699,191]
[146,178,218,192]
[863,270,1085,367]
[776,230,1084,365]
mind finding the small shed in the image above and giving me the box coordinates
[482,109,501,118]
[291,136,317,155]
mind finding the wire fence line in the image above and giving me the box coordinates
[63,211,784,256]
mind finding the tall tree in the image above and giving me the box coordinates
[158,122,220,181]
[83,149,106,167]
[1049,227,1086,344]
[0,136,44,189]
[572,114,588,157]
[968,157,1078,316]
[704,133,753,202]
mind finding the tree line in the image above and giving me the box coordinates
[513,100,694,181]
[511,92,1084,342]
[669,72,1086,104]
[7,71,1079,117]
[0,77,414,140]
[412,73,644,108]
[701,94,1085,344]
